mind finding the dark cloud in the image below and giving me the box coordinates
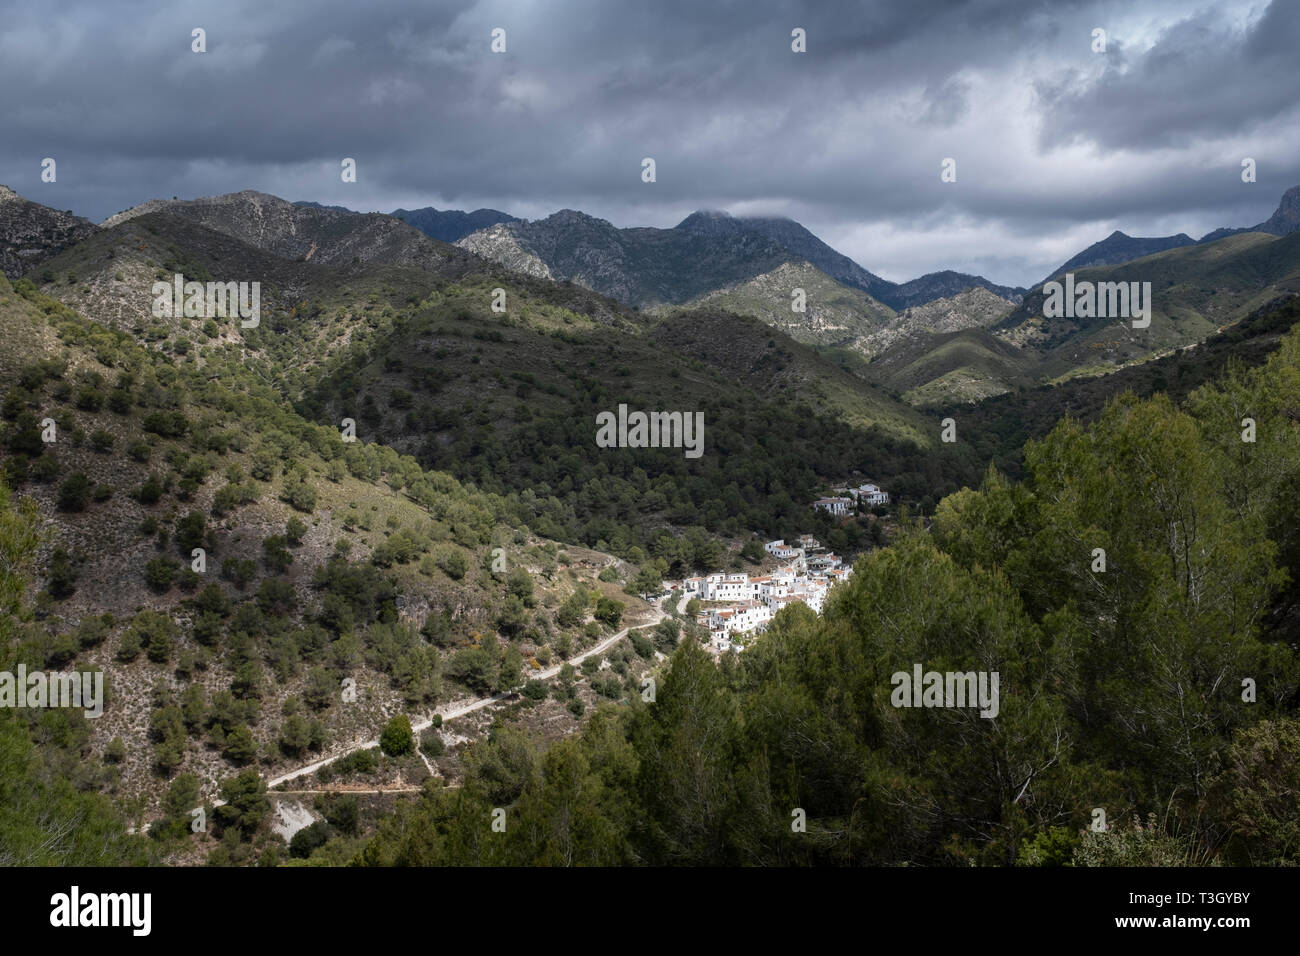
[0,0,1295,286]
[1036,1,1300,150]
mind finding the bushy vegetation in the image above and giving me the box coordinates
[354,322,1300,866]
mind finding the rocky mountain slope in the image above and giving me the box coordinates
[0,268,647,833]
[884,270,1024,310]
[459,208,798,306]
[1043,185,1300,279]
[1200,184,1300,244]
[102,190,476,274]
[656,260,895,347]
[0,184,98,279]
[458,207,1021,314]
[1042,231,1196,285]
[856,286,1019,358]
[997,229,1300,382]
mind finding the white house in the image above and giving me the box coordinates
[806,552,842,572]
[846,483,890,506]
[812,497,852,517]
[701,573,753,602]
[705,601,772,635]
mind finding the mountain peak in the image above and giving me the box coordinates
[210,189,294,207]
[1261,184,1300,234]
[542,208,608,227]
[675,209,755,237]
[676,209,732,227]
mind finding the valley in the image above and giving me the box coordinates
[2,176,1298,871]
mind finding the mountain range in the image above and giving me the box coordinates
[295,200,518,244]
[1042,185,1300,283]
[455,207,1026,316]
[4,181,1299,414]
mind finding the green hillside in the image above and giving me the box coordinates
[0,272,664,863]
[861,327,1036,406]
[655,260,896,348]
[1000,231,1300,377]
[350,313,1300,867]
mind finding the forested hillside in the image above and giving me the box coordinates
[0,271,671,864]
[351,313,1300,867]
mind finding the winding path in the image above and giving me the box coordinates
[264,592,683,790]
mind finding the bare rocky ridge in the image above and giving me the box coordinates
[100,190,478,274]
[0,184,98,279]
[461,207,799,306]
[457,223,553,279]
[457,206,1024,315]
[663,260,895,346]
[858,286,1018,357]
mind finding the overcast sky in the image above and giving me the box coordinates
[2,0,1297,286]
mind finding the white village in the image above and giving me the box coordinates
[672,480,890,652]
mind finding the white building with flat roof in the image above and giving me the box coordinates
[841,483,890,506]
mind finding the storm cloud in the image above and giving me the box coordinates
[1,0,1296,286]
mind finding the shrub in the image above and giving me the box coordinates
[446,645,497,694]
[136,473,164,505]
[115,630,142,663]
[285,516,307,546]
[262,534,292,573]
[289,820,331,859]
[47,547,79,599]
[220,557,257,589]
[144,557,179,593]
[420,729,446,758]
[222,725,258,765]
[594,597,624,628]
[337,747,379,776]
[129,609,179,663]
[30,454,61,484]
[379,715,414,757]
[56,472,91,511]
[437,549,467,581]
[75,386,104,411]
[280,471,317,513]
[75,615,113,649]
[175,511,206,553]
